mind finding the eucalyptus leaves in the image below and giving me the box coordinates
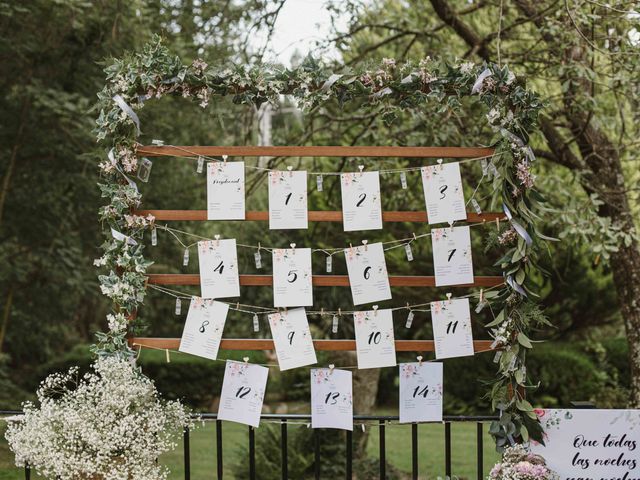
[94,36,548,448]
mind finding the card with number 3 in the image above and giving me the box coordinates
[421,162,466,225]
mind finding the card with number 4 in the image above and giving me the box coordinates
[431,226,474,287]
[431,298,474,359]
[198,239,240,299]
[311,368,353,431]
[399,362,443,423]
[217,360,268,428]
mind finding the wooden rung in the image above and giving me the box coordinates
[147,274,504,288]
[137,145,495,158]
[130,337,495,352]
[136,210,505,223]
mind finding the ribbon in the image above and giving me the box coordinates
[111,228,138,246]
[503,203,533,246]
[471,68,492,94]
[373,87,392,98]
[321,74,342,92]
[113,95,141,136]
[506,275,527,297]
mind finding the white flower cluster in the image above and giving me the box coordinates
[5,357,192,480]
[489,444,558,480]
[106,312,128,333]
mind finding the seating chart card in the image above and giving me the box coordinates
[340,171,383,231]
[268,308,317,370]
[431,298,474,359]
[207,161,245,220]
[399,362,443,423]
[432,226,474,286]
[198,239,240,299]
[272,247,313,307]
[178,297,228,360]
[311,368,353,431]
[421,162,466,224]
[268,170,308,230]
[354,308,397,369]
[217,360,269,428]
[344,242,392,305]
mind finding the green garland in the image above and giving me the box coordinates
[94,36,549,449]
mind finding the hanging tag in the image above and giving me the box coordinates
[254,250,262,269]
[404,243,414,262]
[196,155,205,173]
[508,355,518,370]
[316,175,324,192]
[489,163,499,178]
[183,248,190,266]
[400,171,408,189]
[475,301,486,314]
[332,314,339,333]
[326,255,333,273]
[493,351,502,363]
[471,198,482,215]
[175,298,182,315]
[151,227,158,246]
[481,159,489,176]
[405,310,415,329]
[252,313,260,332]
[137,157,153,183]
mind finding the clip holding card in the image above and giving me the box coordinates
[372,305,379,316]
[413,232,417,241]
[479,288,484,303]
[362,239,368,251]
[358,164,364,176]
[222,154,228,164]
[496,217,500,230]
[446,292,452,303]
[287,165,293,177]
[437,158,443,165]
[329,363,335,374]
[214,234,221,247]
[290,243,296,254]
[417,355,423,366]
[338,308,342,317]
[448,221,455,231]
[243,356,249,364]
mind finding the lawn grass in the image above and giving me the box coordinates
[1,418,500,479]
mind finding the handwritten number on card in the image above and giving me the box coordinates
[284,192,292,206]
[287,270,298,283]
[199,320,209,333]
[368,331,382,345]
[287,331,295,345]
[356,193,367,207]
[235,386,251,399]
[325,392,340,405]
[412,385,429,398]
[363,266,371,280]
[447,249,457,262]
[446,321,458,334]
[439,185,448,199]
[213,261,225,274]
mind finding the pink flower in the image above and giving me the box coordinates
[533,408,545,418]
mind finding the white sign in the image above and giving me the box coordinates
[421,162,466,224]
[207,161,245,220]
[268,308,317,370]
[531,409,640,480]
[431,298,474,359]
[272,248,313,307]
[399,362,443,423]
[432,226,474,286]
[354,309,396,369]
[268,170,308,230]
[198,239,240,299]
[344,242,392,305]
[311,368,353,431]
[340,171,383,231]
[178,297,228,360]
[217,360,268,428]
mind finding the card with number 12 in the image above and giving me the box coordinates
[217,360,268,428]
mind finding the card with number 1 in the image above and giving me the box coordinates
[217,360,268,428]
[268,170,308,230]
[311,368,353,431]
[198,239,240,299]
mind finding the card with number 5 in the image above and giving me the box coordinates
[272,247,313,307]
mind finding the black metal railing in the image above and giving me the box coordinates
[2,411,498,480]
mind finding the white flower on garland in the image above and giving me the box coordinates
[5,357,193,480]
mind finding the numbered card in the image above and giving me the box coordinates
[178,297,229,360]
[340,171,383,231]
[344,243,392,305]
[354,309,397,369]
[268,308,317,370]
[272,248,313,307]
[268,171,308,230]
[421,162,466,225]
[399,362,443,423]
[431,298,474,359]
[207,161,245,220]
[311,368,353,431]
[217,360,268,428]
[431,226,474,287]
[198,239,240,299]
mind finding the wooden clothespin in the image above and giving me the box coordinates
[446,292,452,303]
[329,363,335,374]
[214,234,221,247]
[290,242,296,254]
[243,356,249,364]
[417,355,423,366]
[373,305,379,316]
[479,288,484,303]
[338,308,342,317]
[222,154,228,164]
[165,349,171,363]
[362,239,368,251]
[358,164,364,176]
[287,165,293,177]
[412,232,417,241]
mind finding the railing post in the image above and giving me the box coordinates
[477,422,484,480]
[445,422,452,478]
[183,426,190,480]
[24,465,30,480]
[216,419,223,480]
[411,423,418,480]
[249,426,256,480]
[281,419,288,480]
[314,429,321,480]
[346,429,352,480]
[379,420,386,480]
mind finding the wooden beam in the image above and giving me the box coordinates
[136,210,505,223]
[137,145,495,158]
[130,337,495,352]
[147,274,504,288]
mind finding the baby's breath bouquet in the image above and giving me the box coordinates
[5,356,192,480]
[489,445,559,480]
